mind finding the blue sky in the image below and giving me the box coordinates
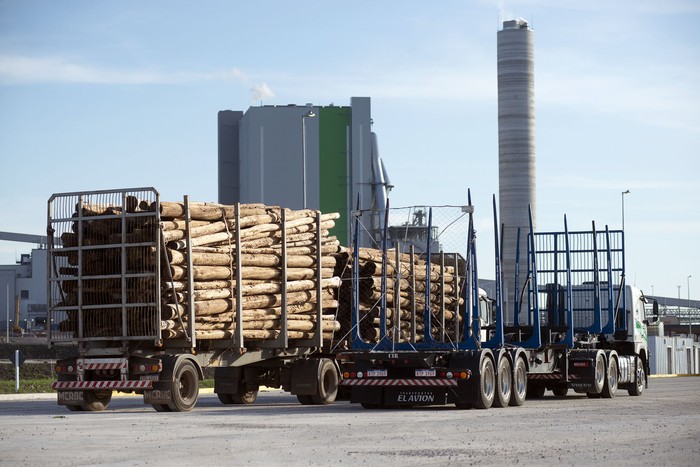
[1,0,698,300]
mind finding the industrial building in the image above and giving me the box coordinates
[218,96,392,248]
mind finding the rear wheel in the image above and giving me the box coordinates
[217,392,235,405]
[552,385,568,397]
[66,404,84,412]
[297,394,314,405]
[601,356,618,398]
[589,352,606,396]
[510,357,527,406]
[232,388,259,404]
[310,359,338,405]
[152,403,172,412]
[493,357,512,408]
[474,357,495,409]
[167,359,199,412]
[82,390,112,412]
[527,382,546,399]
[628,357,645,396]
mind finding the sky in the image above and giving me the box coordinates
[0,0,698,301]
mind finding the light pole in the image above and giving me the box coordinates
[5,284,8,342]
[621,190,630,231]
[688,275,692,337]
[301,110,316,209]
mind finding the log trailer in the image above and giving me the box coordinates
[47,187,340,412]
[339,194,650,409]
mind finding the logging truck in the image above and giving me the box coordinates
[338,195,650,409]
[47,187,342,412]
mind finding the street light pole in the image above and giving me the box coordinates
[5,284,8,342]
[301,110,316,209]
[621,190,630,231]
[688,275,692,337]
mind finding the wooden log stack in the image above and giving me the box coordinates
[54,197,343,343]
[335,247,464,344]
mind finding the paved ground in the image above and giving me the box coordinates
[0,377,698,466]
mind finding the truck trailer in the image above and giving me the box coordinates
[47,187,342,412]
[339,194,650,408]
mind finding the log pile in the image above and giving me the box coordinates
[335,248,464,343]
[53,197,343,343]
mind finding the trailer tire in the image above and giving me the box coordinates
[510,357,527,406]
[628,357,645,396]
[474,356,495,409]
[152,404,172,412]
[167,359,199,412]
[493,357,512,408]
[297,394,314,405]
[552,385,568,397]
[601,356,618,398]
[66,404,84,412]
[82,390,112,412]
[311,359,338,405]
[527,382,545,399]
[590,352,606,395]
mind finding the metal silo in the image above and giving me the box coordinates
[498,18,536,317]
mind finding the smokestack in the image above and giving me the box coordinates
[497,18,536,316]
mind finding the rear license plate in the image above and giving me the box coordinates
[367,369,388,377]
[140,374,159,381]
[57,390,85,404]
[415,369,436,377]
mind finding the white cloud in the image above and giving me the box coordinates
[250,82,275,103]
[0,54,246,85]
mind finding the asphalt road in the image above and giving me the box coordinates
[0,377,698,466]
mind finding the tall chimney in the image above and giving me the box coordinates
[497,18,536,318]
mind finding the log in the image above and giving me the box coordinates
[168,265,335,281]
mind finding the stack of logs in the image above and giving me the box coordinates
[335,248,464,343]
[55,197,343,342]
[157,200,342,341]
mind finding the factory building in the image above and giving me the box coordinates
[217,97,392,248]
[0,249,48,335]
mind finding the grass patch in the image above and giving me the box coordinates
[0,379,54,394]
[0,378,216,394]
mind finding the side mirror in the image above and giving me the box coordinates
[652,300,659,323]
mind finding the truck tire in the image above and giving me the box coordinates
[311,359,338,405]
[232,388,258,404]
[493,356,512,408]
[217,393,235,404]
[552,385,568,397]
[526,382,545,399]
[297,394,314,405]
[66,404,84,412]
[510,357,527,406]
[82,390,112,412]
[152,404,172,412]
[628,357,645,396]
[601,356,618,398]
[167,359,199,412]
[586,352,606,397]
[474,356,495,409]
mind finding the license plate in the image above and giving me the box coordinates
[58,390,85,404]
[367,369,388,377]
[140,374,159,381]
[415,369,436,377]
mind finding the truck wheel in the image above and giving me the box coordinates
[297,394,314,405]
[601,356,618,398]
[552,385,568,397]
[167,359,199,412]
[82,390,112,411]
[628,357,645,396]
[474,356,495,409]
[591,352,606,395]
[217,393,235,404]
[493,357,512,408]
[66,404,84,412]
[152,404,172,412]
[510,357,527,406]
[310,359,338,405]
[526,382,545,399]
[232,388,258,404]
